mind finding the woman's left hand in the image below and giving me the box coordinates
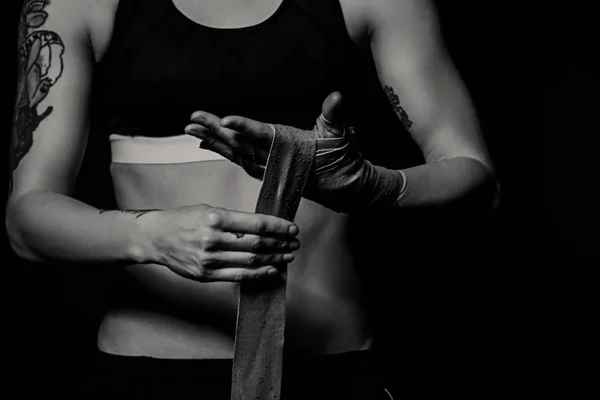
[185,109,275,179]
[185,92,344,179]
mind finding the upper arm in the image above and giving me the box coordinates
[9,0,94,203]
[365,0,493,170]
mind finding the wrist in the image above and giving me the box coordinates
[361,162,408,210]
[395,169,410,207]
[126,210,161,264]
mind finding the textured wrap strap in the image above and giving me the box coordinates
[230,124,316,400]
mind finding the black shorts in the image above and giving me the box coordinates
[77,349,391,399]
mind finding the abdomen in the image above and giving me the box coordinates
[98,135,371,358]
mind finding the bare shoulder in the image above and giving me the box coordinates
[338,0,440,42]
[18,0,119,60]
[85,0,121,62]
[18,0,94,36]
[336,0,371,46]
[10,0,119,199]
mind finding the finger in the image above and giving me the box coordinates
[204,209,299,237]
[185,124,220,145]
[199,138,236,161]
[190,111,222,131]
[191,112,247,151]
[221,117,273,164]
[321,91,344,125]
[220,116,273,145]
[215,231,301,253]
[206,266,280,282]
[184,124,236,160]
[207,251,294,268]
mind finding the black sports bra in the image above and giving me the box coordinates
[91,0,422,168]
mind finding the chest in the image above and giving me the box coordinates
[92,0,366,68]
[172,0,284,28]
[96,1,369,130]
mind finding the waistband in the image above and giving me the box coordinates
[87,348,384,399]
[94,347,376,378]
[96,349,375,374]
[109,134,227,164]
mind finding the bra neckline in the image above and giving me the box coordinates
[169,0,290,35]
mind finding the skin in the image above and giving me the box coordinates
[186,0,497,210]
[6,0,496,361]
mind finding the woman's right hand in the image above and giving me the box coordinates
[136,204,301,282]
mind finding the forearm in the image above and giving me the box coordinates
[395,156,499,209]
[6,189,152,264]
[353,155,497,213]
[268,120,497,213]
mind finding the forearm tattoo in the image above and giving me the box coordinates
[384,85,413,131]
[98,209,159,219]
[10,0,65,192]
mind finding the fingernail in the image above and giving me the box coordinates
[283,254,294,262]
[288,241,300,250]
[288,225,299,236]
[267,268,279,276]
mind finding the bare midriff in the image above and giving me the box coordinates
[97,159,372,359]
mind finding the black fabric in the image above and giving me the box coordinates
[77,349,383,400]
[95,0,347,133]
[87,3,433,397]
[92,0,421,169]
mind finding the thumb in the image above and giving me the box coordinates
[321,91,344,125]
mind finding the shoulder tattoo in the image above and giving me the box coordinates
[10,0,65,191]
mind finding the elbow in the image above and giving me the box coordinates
[450,156,500,212]
[5,200,45,263]
[472,158,501,212]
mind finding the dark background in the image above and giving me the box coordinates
[2,1,592,398]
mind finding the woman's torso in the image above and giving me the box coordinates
[87,0,421,359]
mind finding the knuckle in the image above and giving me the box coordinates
[226,136,241,150]
[250,237,263,251]
[229,130,240,141]
[203,211,223,229]
[196,268,213,282]
[199,251,216,267]
[200,233,216,250]
[232,272,246,282]
[254,218,266,234]
[195,266,208,279]
[249,271,263,281]
[247,253,259,265]
[187,264,210,281]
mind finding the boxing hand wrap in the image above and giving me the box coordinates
[237,115,495,215]
[230,123,316,400]
[271,116,407,213]
[270,117,496,212]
